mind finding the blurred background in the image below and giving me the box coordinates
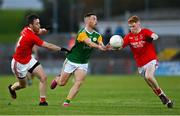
[0,0,180,76]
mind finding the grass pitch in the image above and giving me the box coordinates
[0,75,180,115]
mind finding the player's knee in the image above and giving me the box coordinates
[20,84,26,88]
[75,80,84,86]
[145,74,152,81]
[40,76,47,83]
[59,80,66,86]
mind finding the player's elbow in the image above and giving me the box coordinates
[42,42,53,50]
[151,33,158,40]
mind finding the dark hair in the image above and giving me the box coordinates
[26,14,39,25]
[84,12,96,18]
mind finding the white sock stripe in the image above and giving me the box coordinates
[40,96,46,98]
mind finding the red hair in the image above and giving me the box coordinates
[128,15,140,24]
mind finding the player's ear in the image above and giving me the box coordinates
[29,24,33,28]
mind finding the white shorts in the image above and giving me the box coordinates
[11,57,38,78]
[63,59,88,73]
[138,60,158,77]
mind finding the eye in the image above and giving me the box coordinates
[129,25,135,29]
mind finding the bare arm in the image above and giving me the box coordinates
[41,41,70,53]
[145,33,159,42]
[83,38,106,51]
[41,41,61,51]
[105,43,123,51]
[32,45,39,58]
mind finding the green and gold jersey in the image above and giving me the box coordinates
[66,28,103,64]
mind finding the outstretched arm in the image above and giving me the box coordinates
[41,41,70,53]
[151,33,159,40]
[83,38,106,51]
[145,33,159,42]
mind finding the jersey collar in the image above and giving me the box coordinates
[85,27,94,34]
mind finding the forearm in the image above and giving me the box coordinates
[89,42,100,48]
[42,42,61,52]
[47,43,61,51]
[83,38,99,48]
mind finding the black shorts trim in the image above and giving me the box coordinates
[28,61,40,73]
[17,77,26,79]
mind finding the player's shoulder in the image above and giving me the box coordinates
[141,28,152,32]
[76,28,86,36]
[78,28,86,34]
[93,30,102,36]
[141,28,154,35]
[21,26,34,36]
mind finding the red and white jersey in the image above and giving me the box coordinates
[122,28,157,67]
[13,27,44,64]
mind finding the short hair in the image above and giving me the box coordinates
[128,15,140,24]
[26,13,39,25]
[84,12,96,18]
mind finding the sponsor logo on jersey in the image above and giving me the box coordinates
[92,37,97,42]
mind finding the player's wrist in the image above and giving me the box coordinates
[145,37,153,43]
[97,45,102,50]
[60,47,71,53]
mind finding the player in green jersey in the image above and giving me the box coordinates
[50,12,106,107]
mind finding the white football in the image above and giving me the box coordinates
[109,35,123,48]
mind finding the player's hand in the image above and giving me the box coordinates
[105,44,121,51]
[105,44,113,50]
[112,47,122,50]
[60,47,71,53]
[44,26,52,31]
[98,45,106,51]
[38,28,49,35]
[144,37,153,43]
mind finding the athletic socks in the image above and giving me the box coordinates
[40,96,46,103]
[153,88,163,96]
[64,99,71,104]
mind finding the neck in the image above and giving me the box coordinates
[85,26,93,33]
[27,27,35,33]
[136,28,141,33]
[133,28,141,34]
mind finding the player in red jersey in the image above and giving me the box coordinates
[119,15,173,108]
[8,14,70,106]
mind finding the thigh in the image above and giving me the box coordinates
[145,63,156,78]
[74,69,87,82]
[145,60,157,77]
[138,60,157,77]
[32,64,46,80]
[59,70,71,84]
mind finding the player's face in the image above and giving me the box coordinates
[31,19,41,33]
[89,15,97,29]
[128,22,140,34]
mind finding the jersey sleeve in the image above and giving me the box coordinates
[143,28,154,37]
[97,35,103,44]
[32,34,44,46]
[122,35,130,48]
[77,32,89,42]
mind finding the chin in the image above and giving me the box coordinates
[35,29,40,33]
